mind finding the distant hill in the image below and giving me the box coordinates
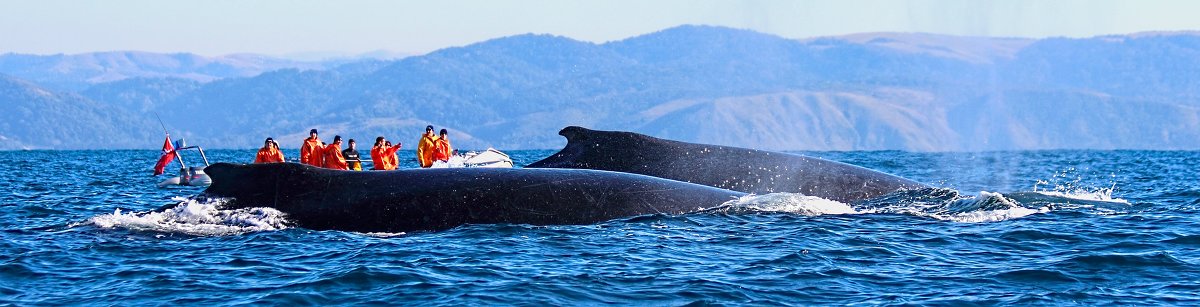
[0,51,329,91]
[0,75,157,150]
[1,25,1198,151]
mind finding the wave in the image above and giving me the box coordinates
[1164,235,1200,245]
[1052,252,1191,270]
[929,191,1047,223]
[709,189,1046,223]
[851,188,1047,223]
[87,197,291,236]
[992,269,1080,283]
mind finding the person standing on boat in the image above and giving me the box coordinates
[300,129,322,166]
[433,129,454,163]
[254,137,285,163]
[342,139,362,171]
[417,125,439,168]
[323,135,349,170]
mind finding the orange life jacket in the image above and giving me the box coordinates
[323,142,348,170]
[384,144,401,170]
[254,147,285,163]
[433,138,452,162]
[370,146,386,170]
[300,137,322,166]
[417,134,438,168]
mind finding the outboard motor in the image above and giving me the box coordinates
[186,166,211,186]
[179,167,195,185]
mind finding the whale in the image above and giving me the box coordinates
[188,162,745,233]
[526,126,927,203]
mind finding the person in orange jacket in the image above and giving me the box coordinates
[300,129,322,166]
[370,137,387,170]
[254,137,285,163]
[388,141,401,170]
[322,135,348,170]
[370,137,403,170]
[416,125,439,168]
[317,142,327,166]
[433,129,453,163]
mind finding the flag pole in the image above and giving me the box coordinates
[155,113,186,168]
[155,112,168,134]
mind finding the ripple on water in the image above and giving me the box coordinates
[252,292,337,306]
[0,262,36,281]
[997,229,1088,243]
[14,205,68,218]
[1051,252,1191,275]
[992,268,1080,283]
[1163,234,1200,245]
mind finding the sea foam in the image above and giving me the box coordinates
[929,191,1047,223]
[89,197,290,236]
[718,193,861,216]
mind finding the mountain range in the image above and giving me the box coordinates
[1,25,1198,151]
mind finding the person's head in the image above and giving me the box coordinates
[348,139,356,149]
[439,129,448,137]
[309,129,318,138]
[374,136,384,147]
[333,135,342,144]
[425,125,434,135]
[385,141,392,147]
[264,137,274,148]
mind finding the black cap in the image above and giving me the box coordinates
[426,125,434,131]
[333,135,342,142]
[348,138,355,143]
[310,129,318,135]
[265,137,274,142]
[439,129,448,135]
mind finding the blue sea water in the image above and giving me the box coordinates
[1,149,1198,305]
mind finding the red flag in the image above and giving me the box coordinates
[153,134,177,176]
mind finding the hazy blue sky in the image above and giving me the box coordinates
[2,0,1198,57]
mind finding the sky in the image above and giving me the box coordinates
[2,0,1198,58]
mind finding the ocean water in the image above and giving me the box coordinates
[2,149,1198,305]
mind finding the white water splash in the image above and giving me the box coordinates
[1033,189,1129,204]
[362,232,408,237]
[714,191,1048,223]
[1033,169,1129,204]
[430,155,466,168]
[928,191,1047,223]
[934,207,1046,223]
[89,197,291,236]
[720,193,860,216]
[855,189,1048,223]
